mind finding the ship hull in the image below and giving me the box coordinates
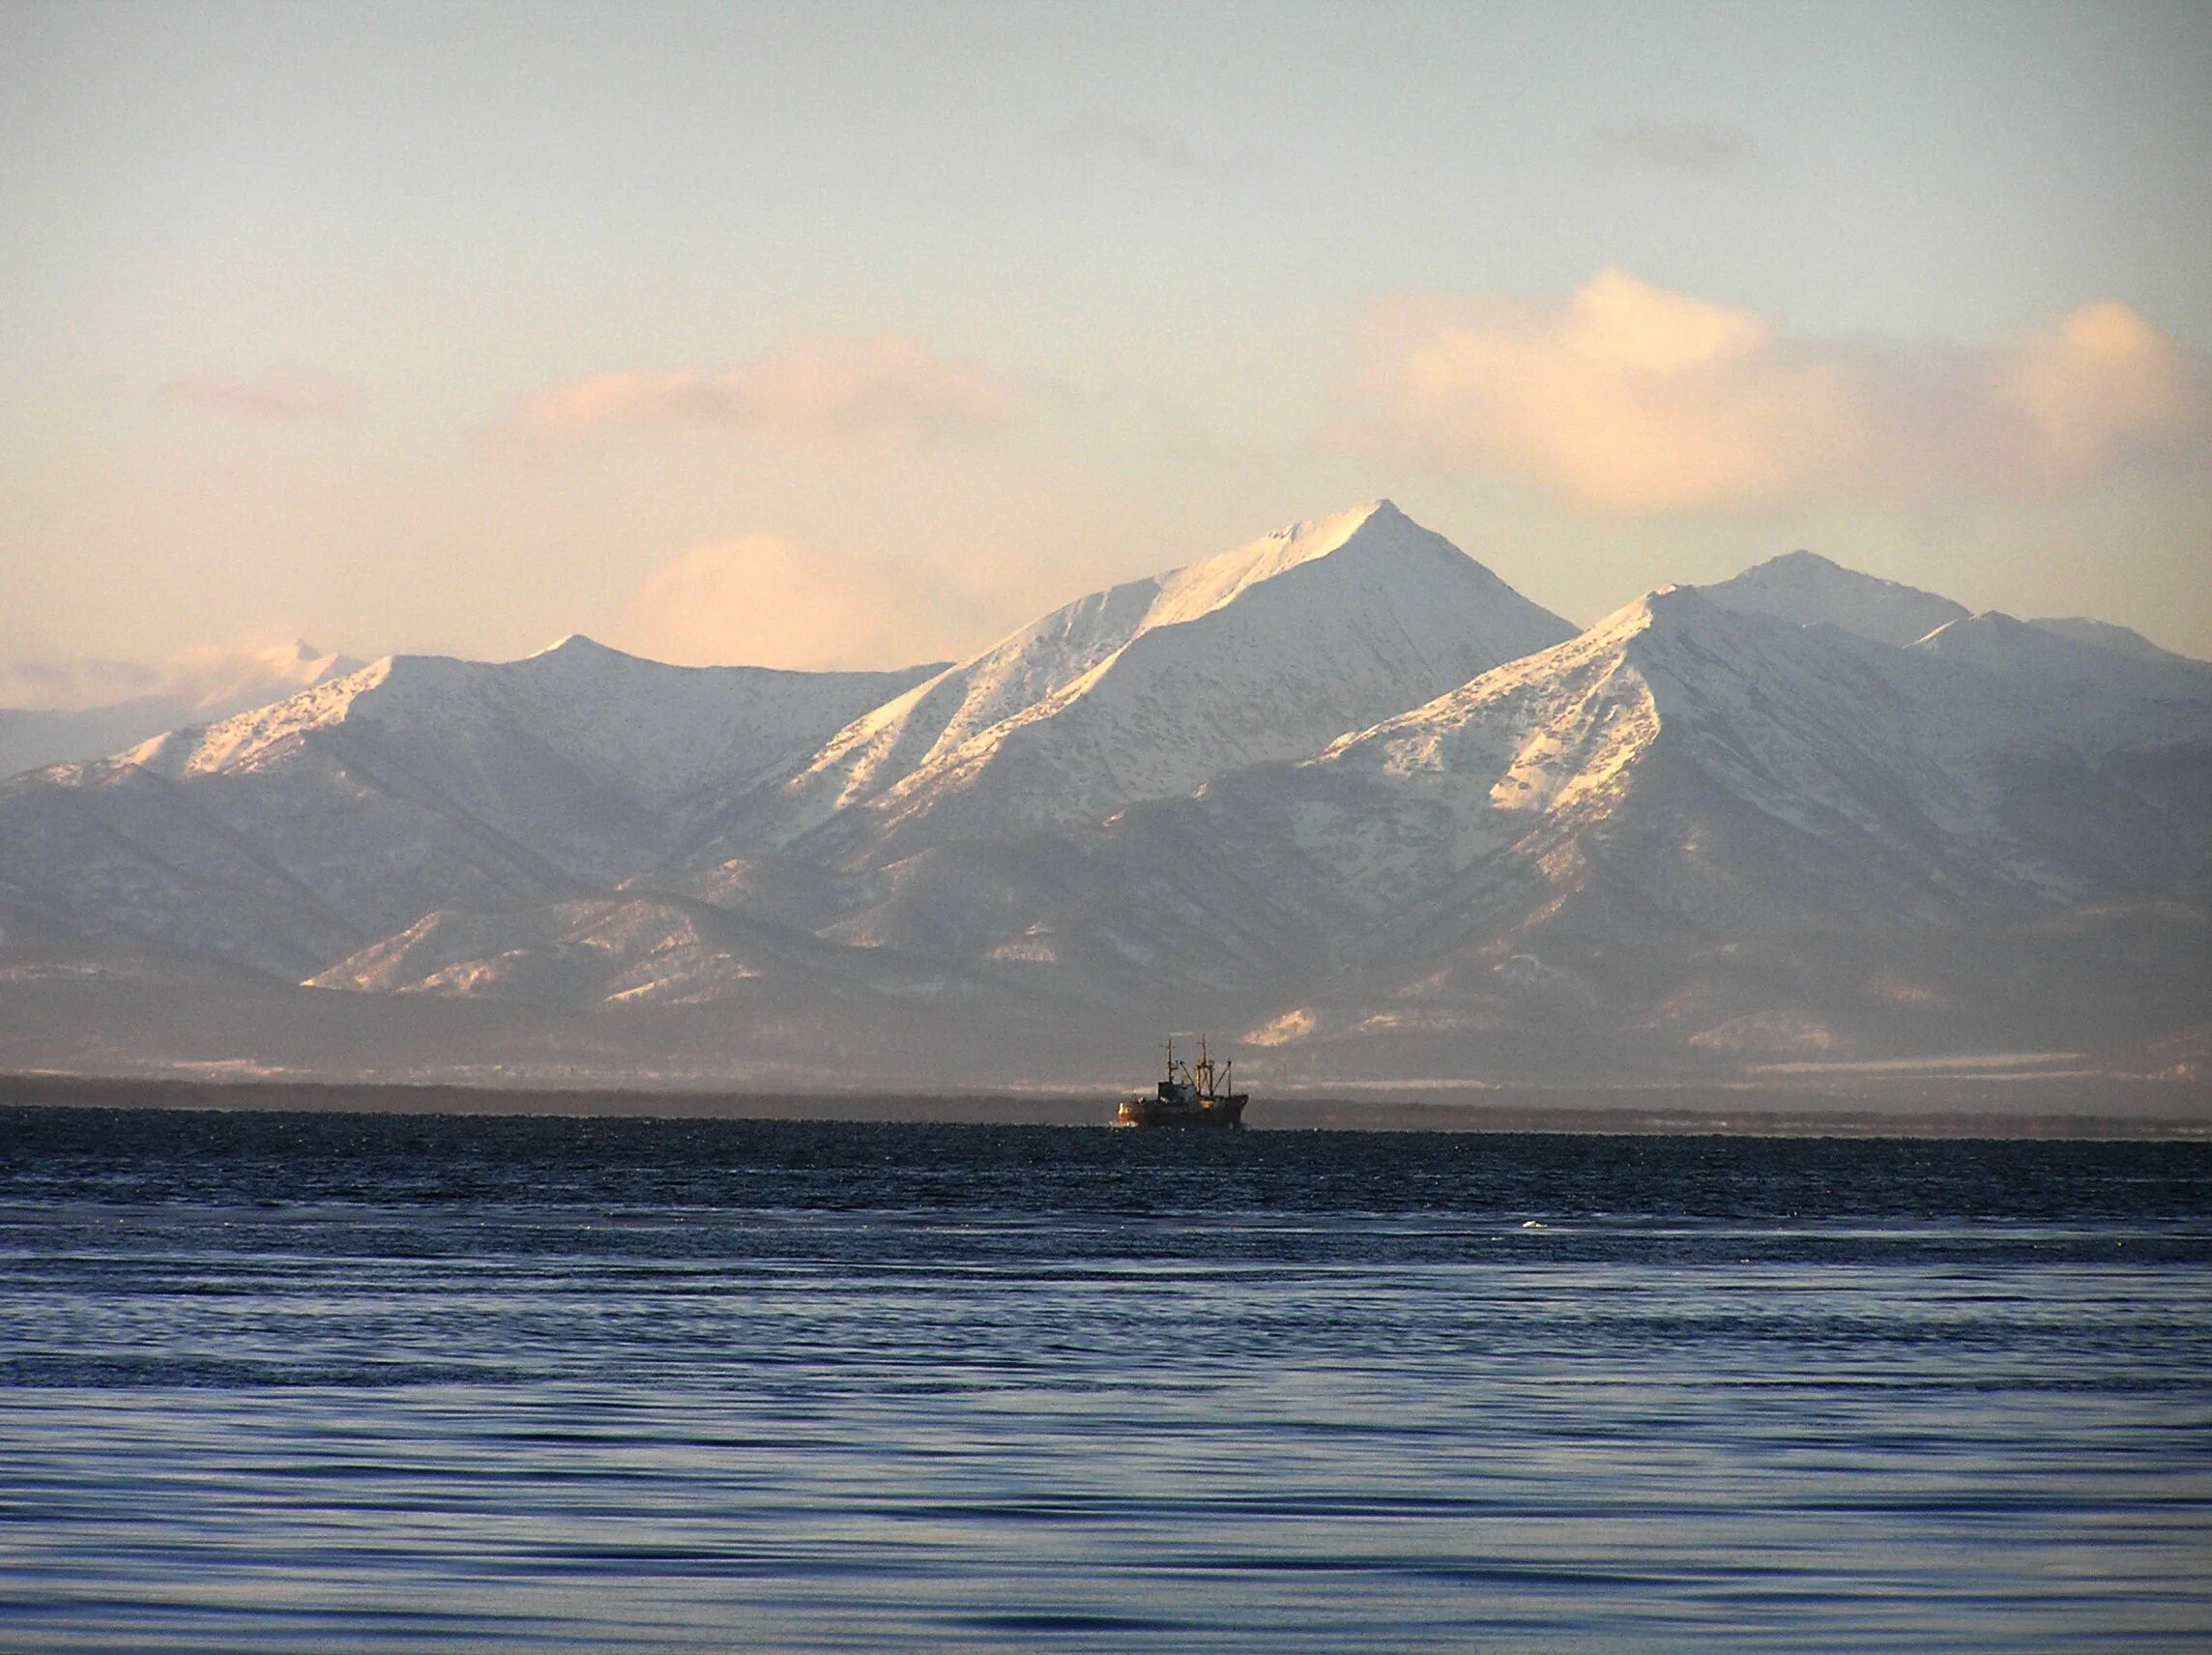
[1115,1097,1247,1129]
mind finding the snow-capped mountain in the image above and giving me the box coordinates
[680,501,1576,867]
[817,589,2099,977]
[753,581,2211,1062]
[1290,585,2209,931]
[1,507,2205,1089]
[0,643,938,974]
[130,636,941,833]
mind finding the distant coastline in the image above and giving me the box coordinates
[4,1072,2205,1140]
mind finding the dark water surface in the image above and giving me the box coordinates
[2,1108,2207,1652]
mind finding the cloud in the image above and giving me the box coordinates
[0,654,160,711]
[158,365,367,424]
[2010,301,2200,472]
[1589,120,1752,173]
[517,334,1018,448]
[1350,271,2210,514]
[0,640,354,712]
[153,640,360,711]
[618,535,1011,672]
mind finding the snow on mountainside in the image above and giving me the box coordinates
[2,509,2205,1087]
[683,502,1576,865]
[1909,611,2212,749]
[131,636,937,810]
[1302,585,2209,931]
[306,892,987,1008]
[1702,549,1969,646]
[1300,588,2069,912]
[951,589,2081,960]
[0,643,938,974]
[116,639,942,885]
[798,583,2211,1053]
[0,642,363,779]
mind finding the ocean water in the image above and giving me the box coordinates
[1,1109,2207,1653]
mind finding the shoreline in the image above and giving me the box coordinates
[3,1072,2206,1140]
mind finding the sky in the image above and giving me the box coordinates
[3,0,2208,698]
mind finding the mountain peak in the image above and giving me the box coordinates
[706,502,1575,861]
[1145,500,1462,630]
[1553,583,1712,657]
[528,633,624,661]
[1703,549,1969,648]
[1271,497,1406,539]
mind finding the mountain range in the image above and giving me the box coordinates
[3,503,2206,1098]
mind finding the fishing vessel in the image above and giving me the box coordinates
[1116,1035,1248,1129]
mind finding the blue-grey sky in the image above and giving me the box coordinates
[4,0,2208,689]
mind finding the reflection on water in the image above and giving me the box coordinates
[1,1111,2207,1652]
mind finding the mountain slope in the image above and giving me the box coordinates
[2028,617,2204,667]
[1911,611,2212,746]
[1235,589,2212,1057]
[800,585,2211,1060]
[4,523,2204,1090]
[0,644,940,973]
[306,891,998,1008]
[682,501,1576,867]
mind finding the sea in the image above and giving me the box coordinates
[2,1107,2207,1653]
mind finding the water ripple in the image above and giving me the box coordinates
[0,1109,2206,1652]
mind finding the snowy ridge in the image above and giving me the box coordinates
[851,581,2208,1004]
[1291,583,2205,917]
[690,500,1576,861]
[128,637,939,807]
[1125,586,2056,941]
[0,641,939,973]
[1141,501,1416,625]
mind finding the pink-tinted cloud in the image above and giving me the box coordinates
[1351,271,2209,514]
[0,654,160,711]
[518,334,1019,449]
[2010,300,2202,474]
[0,640,356,712]
[158,365,368,424]
[618,534,1016,673]
[154,640,362,711]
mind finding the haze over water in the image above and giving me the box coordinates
[3,1109,2207,1652]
